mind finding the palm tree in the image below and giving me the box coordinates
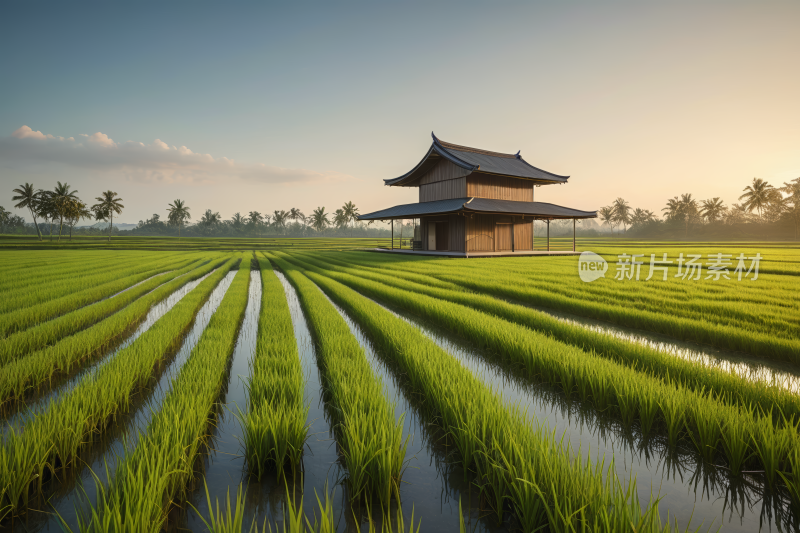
[310,206,329,232]
[598,206,615,234]
[699,197,726,223]
[612,197,631,233]
[662,196,681,221]
[781,178,800,240]
[38,190,58,239]
[272,210,288,234]
[288,207,305,224]
[333,208,348,230]
[11,183,43,240]
[739,178,775,220]
[248,211,264,237]
[92,190,125,242]
[167,199,191,239]
[629,208,656,227]
[231,212,245,233]
[52,181,79,241]
[341,201,359,236]
[199,209,222,234]
[64,199,91,240]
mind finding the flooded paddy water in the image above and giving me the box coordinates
[2,269,236,532]
[363,295,796,532]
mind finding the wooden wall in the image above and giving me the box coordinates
[419,177,467,202]
[466,173,534,202]
[420,215,465,252]
[465,214,534,252]
[419,159,472,185]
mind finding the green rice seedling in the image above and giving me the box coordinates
[614,379,638,429]
[0,255,239,517]
[291,266,678,532]
[278,252,791,482]
[268,255,407,505]
[638,384,659,437]
[0,255,205,365]
[659,394,687,447]
[719,408,754,476]
[81,258,251,531]
[685,398,722,463]
[0,254,227,406]
[241,257,308,479]
[0,253,194,338]
[749,414,796,487]
[285,250,800,424]
[779,448,800,505]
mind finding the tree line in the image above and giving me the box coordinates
[4,182,380,239]
[599,177,800,239]
[8,182,123,241]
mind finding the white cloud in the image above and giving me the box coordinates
[1,125,354,185]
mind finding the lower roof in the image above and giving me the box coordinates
[357,198,597,220]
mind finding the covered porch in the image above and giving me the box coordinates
[371,248,582,258]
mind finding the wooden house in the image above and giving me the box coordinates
[358,133,597,255]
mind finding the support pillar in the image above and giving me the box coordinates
[391,220,394,250]
[573,219,576,252]
[547,220,550,251]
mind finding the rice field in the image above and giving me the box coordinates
[1,240,800,532]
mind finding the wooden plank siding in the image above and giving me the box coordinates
[466,173,534,202]
[495,223,512,251]
[466,214,495,252]
[514,220,533,250]
[419,177,467,202]
[420,215,465,252]
[419,160,472,185]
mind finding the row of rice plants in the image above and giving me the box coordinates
[78,258,252,532]
[279,253,800,485]
[0,254,239,518]
[335,253,800,361]
[0,253,196,338]
[294,266,674,532]
[267,253,407,504]
[0,250,181,314]
[241,256,308,479]
[0,254,227,406]
[0,252,167,307]
[287,251,800,423]
[0,254,207,365]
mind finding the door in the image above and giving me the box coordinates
[435,222,449,250]
[428,222,436,250]
[496,223,512,251]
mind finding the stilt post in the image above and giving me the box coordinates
[547,220,550,251]
[573,219,576,252]
[391,220,394,250]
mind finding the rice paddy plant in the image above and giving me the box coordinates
[0,255,239,517]
[0,254,227,406]
[0,255,206,365]
[614,379,638,429]
[320,251,800,363]
[284,251,800,424]
[685,397,722,463]
[268,254,407,505]
[719,408,754,476]
[749,413,796,487]
[0,252,169,312]
[79,257,251,532]
[0,253,195,338]
[241,256,308,478]
[278,252,798,486]
[295,266,679,532]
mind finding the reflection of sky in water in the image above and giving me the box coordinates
[516,299,800,393]
[8,269,236,533]
[366,296,795,533]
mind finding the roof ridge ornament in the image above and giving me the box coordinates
[515,150,521,159]
[431,131,441,144]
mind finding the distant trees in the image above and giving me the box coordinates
[310,206,329,232]
[739,178,777,220]
[699,197,726,223]
[12,183,43,240]
[167,199,191,239]
[92,191,125,241]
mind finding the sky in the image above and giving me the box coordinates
[1,2,799,225]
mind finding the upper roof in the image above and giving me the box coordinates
[357,197,597,220]
[384,133,570,187]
